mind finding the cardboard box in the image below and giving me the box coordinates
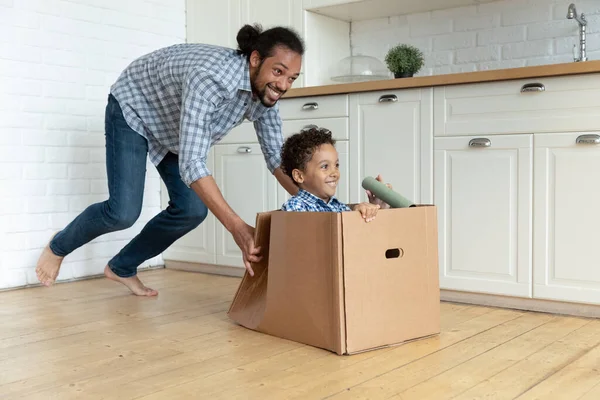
[227,205,440,355]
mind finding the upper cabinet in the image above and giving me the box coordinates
[186,0,306,87]
[303,0,501,22]
[186,1,242,49]
[240,0,303,33]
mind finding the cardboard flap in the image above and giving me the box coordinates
[227,212,272,329]
[341,207,440,353]
[257,211,346,355]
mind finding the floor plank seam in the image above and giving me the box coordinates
[445,318,594,400]
[514,339,600,399]
[380,316,557,399]
[322,311,527,399]
[578,379,600,400]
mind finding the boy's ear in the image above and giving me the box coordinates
[292,169,304,184]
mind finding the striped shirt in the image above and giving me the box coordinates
[281,189,351,212]
[110,43,283,187]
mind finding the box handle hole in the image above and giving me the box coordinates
[385,248,403,259]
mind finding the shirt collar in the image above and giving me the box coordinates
[239,57,252,92]
[297,189,341,207]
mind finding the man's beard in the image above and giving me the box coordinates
[251,63,285,108]
[253,83,285,108]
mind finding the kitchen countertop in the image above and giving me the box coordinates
[283,60,600,99]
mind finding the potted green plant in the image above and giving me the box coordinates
[384,44,425,78]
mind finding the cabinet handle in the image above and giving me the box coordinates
[469,138,491,148]
[520,83,545,93]
[378,94,398,103]
[237,146,252,154]
[576,134,600,145]
[302,102,318,110]
[302,124,318,130]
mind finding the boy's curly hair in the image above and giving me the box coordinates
[280,127,336,185]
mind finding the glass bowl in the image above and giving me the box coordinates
[330,55,392,83]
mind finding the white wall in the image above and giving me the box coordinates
[0,0,186,289]
[350,0,600,76]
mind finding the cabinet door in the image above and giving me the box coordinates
[434,134,533,297]
[214,144,278,268]
[351,88,433,205]
[276,140,350,207]
[186,0,242,48]
[160,150,217,264]
[241,0,303,35]
[534,132,600,304]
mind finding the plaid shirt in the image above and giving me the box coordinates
[110,43,283,186]
[281,189,351,212]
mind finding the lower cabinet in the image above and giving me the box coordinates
[435,130,600,306]
[213,143,279,269]
[533,131,600,305]
[159,74,600,311]
[434,134,533,298]
[351,88,433,205]
[160,142,278,270]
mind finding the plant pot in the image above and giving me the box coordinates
[394,71,413,78]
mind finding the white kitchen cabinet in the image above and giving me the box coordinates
[350,88,433,205]
[240,0,305,88]
[241,0,303,34]
[160,150,217,265]
[213,143,279,268]
[533,132,600,305]
[186,0,242,48]
[434,134,533,298]
[187,0,306,86]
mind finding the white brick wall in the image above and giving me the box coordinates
[0,0,186,289]
[351,0,600,76]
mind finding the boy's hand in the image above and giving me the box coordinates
[366,174,392,209]
[352,202,380,222]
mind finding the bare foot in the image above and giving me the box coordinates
[104,265,158,297]
[36,236,64,287]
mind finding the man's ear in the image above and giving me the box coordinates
[249,50,262,68]
[292,169,304,184]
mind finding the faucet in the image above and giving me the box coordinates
[567,3,587,62]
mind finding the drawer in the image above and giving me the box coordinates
[217,121,256,144]
[282,117,349,140]
[278,94,349,120]
[434,73,600,136]
[216,117,349,145]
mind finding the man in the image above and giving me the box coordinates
[35,24,303,296]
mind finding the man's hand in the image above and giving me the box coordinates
[191,175,259,276]
[230,219,261,276]
[366,174,392,209]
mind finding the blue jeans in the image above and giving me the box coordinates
[50,94,208,277]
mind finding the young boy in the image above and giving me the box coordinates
[279,127,390,222]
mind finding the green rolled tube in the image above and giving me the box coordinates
[361,176,414,208]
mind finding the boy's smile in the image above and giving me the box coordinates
[292,143,340,202]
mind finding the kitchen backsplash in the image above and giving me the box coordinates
[350,0,600,76]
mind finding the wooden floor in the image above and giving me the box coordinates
[2,269,600,400]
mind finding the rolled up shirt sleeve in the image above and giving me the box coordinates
[178,71,221,187]
[254,105,283,174]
